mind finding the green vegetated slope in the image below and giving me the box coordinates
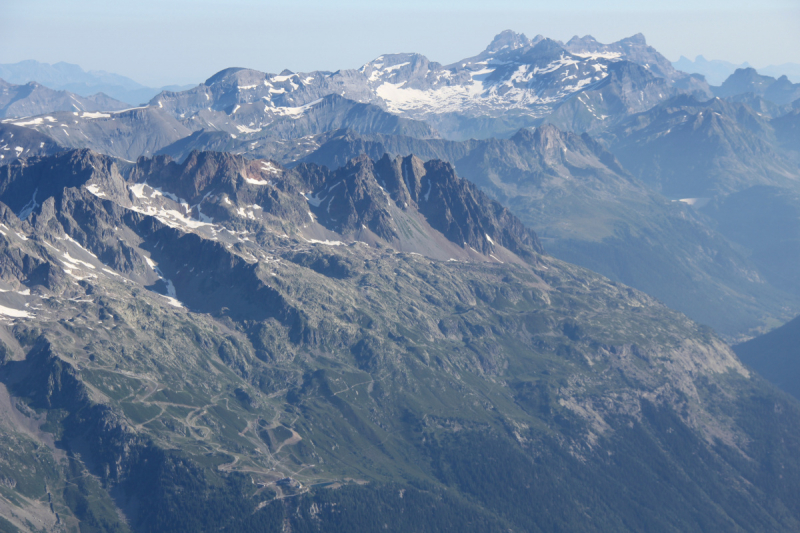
[0,150,798,532]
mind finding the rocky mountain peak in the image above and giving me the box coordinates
[485,30,532,53]
[525,38,568,59]
[293,152,542,260]
[203,67,254,86]
[730,67,769,83]
[620,33,647,46]
[360,53,443,90]
[565,35,600,50]
[0,149,129,219]
[715,67,774,97]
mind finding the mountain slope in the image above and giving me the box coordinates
[0,149,799,531]
[176,93,438,140]
[701,185,800,301]
[0,123,63,165]
[145,32,682,140]
[543,60,678,134]
[2,107,193,160]
[772,108,800,154]
[434,126,794,338]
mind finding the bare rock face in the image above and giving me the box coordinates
[293,153,542,260]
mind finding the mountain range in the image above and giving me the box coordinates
[139,34,678,140]
[4,32,800,341]
[2,30,800,532]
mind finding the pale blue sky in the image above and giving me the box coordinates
[1,0,798,86]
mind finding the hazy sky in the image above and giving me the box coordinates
[1,0,798,87]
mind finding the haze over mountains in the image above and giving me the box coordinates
[674,55,800,86]
[0,79,129,119]
[0,60,194,106]
[2,30,800,532]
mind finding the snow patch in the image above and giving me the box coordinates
[81,112,111,119]
[10,117,45,127]
[303,238,344,246]
[0,305,31,318]
[271,98,323,119]
[676,198,711,208]
[244,176,270,185]
[261,161,280,174]
[61,252,96,270]
[572,51,622,60]
[85,183,106,198]
[236,124,262,134]
[305,192,324,207]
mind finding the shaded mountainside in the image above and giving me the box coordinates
[294,154,542,261]
[435,126,797,338]
[734,314,800,400]
[543,60,678,135]
[564,32,712,98]
[701,185,800,302]
[772,108,800,154]
[0,149,798,532]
